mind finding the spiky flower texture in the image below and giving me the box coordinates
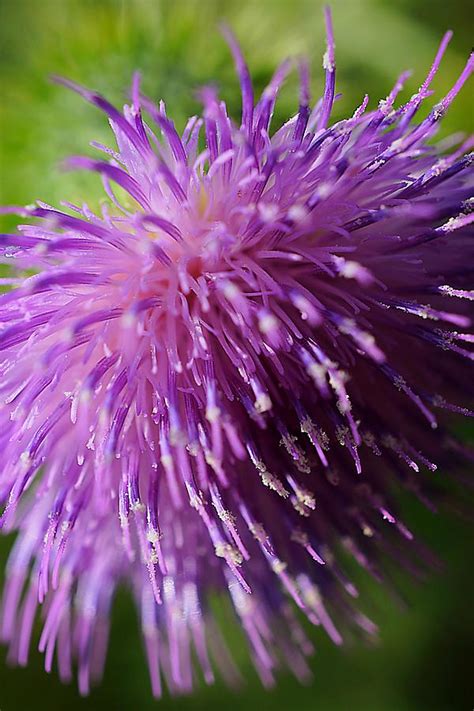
[1,9,473,697]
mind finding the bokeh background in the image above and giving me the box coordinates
[0,0,473,709]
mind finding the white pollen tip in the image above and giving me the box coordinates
[258,313,278,335]
[255,393,272,414]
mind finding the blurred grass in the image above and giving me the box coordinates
[0,1,473,710]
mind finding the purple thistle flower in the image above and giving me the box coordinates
[1,8,473,697]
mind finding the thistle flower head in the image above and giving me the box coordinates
[1,9,473,697]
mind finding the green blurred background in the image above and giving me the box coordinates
[0,1,473,709]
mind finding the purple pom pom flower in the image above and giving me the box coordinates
[1,8,473,697]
